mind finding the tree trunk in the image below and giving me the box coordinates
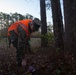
[73,0,76,57]
[40,0,47,47]
[63,0,76,58]
[51,0,64,50]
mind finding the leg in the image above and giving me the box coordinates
[16,26,27,66]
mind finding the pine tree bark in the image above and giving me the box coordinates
[51,0,64,50]
[40,0,47,47]
[63,0,76,58]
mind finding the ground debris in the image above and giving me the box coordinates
[0,46,76,75]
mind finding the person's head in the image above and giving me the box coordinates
[30,18,42,32]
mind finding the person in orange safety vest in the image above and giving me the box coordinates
[7,18,42,67]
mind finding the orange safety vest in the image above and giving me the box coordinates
[8,19,32,37]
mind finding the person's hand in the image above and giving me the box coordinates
[22,59,27,67]
[10,44,14,48]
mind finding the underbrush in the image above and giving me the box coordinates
[0,46,76,75]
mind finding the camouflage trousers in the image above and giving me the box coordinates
[9,26,31,66]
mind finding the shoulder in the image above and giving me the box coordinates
[20,19,32,22]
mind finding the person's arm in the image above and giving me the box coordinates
[17,25,31,53]
[26,37,31,53]
[8,36,11,47]
[9,30,18,48]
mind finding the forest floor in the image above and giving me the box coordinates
[0,38,76,75]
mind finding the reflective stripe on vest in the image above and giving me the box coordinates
[19,22,30,37]
[19,22,28,30]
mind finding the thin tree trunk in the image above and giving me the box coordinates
[40,0,47,47]
[51,0,64,50]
